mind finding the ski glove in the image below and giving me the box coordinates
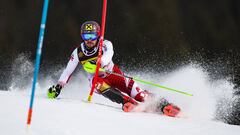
[47,84,62,99]
[83,61,105,73]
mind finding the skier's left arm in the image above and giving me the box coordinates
[101,40,114,68]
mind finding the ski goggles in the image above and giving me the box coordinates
[81,33,99,41]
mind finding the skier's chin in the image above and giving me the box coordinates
[86,43,96,48]
[85,41,97,48]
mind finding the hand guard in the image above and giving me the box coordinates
[47,84,62,99]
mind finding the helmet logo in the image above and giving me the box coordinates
[85,24,93,31]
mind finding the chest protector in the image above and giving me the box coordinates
[77,43,100,65]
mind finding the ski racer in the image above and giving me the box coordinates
[47,21,180,117]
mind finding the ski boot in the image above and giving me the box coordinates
[162,103,181,117]
[156,98,181,117]
[123,102,138,112]
[123,90,151,112]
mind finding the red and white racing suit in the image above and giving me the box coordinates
[57,40,147,102]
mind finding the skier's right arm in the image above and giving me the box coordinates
[48,48,79,99]
[58,48,79,86]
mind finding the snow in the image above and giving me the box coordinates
[1,65,240,135]
[0,91,240,135]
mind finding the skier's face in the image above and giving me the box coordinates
[82,33,98,48]
[84,40,97,48]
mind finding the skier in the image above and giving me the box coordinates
[47,21,180,117]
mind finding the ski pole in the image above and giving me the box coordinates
[27,0,49,126]
[107,71,193,96]
[88,0,108,102]
[83,62,193,96]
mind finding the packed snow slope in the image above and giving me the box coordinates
[1,65,240,135]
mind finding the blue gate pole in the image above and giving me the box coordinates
[27,0,49,126]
